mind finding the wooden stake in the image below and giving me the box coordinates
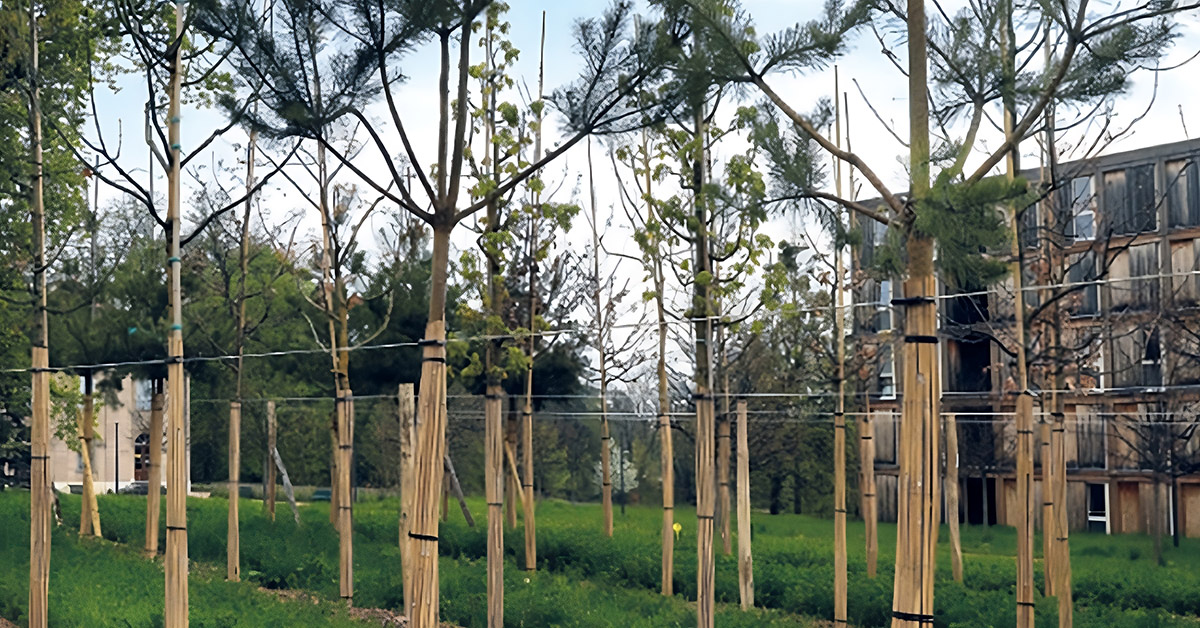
[1052,413,1073,627]
[443,454,475,527]
[164,4,190,620]
[504,443,527,514]
[485,389,504,628]
[861,408,878,579]
[409,320,448,628]
[587,138,614,538]
[1015,394,1035,626]
[227,402,241,581]
[1041,419,1054,596]
[337,391,354,604]
[79,374,101,538]
[736,401,753,610]
[523,9,545,574]
[522,398,536,570]
[27,2,51,622]
[696,394,716,628]
[266,401,277,521]
[718,409,732,557]
[505,414,518,529]
[397,384,415,610]
[640,125,675,596]
[945,413,964,583]
[146,385,164,556]
[832,66,848,625]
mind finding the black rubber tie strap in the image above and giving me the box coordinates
[1043,502,1053,507]
[1017,601,1036,607]
[408,532,438,542]
[663,506,674,510]
[166,525,187,531]
[697,514,714,520]
[1017,429,1034,435]
[892,610,934,623]
[603,482,612,486]
[29,367,53,373]
[485,393,502,400]
[30,455,49,460]
[423,356,446,363]
[904,335,939,344]
[833,619,849,624]
[486,501,502,507]
[692,392,710,399]
[418,339,446,347]
[521,483,533,488]
[892,296,935,306]
[834,411,845,416]
[834,508,846,513]
[862,436,873,440]
[863,492,875,497]
[165,355,184,364]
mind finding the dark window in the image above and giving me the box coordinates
[1141,328,1162,388]
[1087,483,1108,534]
[1019,203,1038,249]
[1167,159,1200,228]
[1066,251,1099,316]
[1076,414,1106,469]
[1105,165,1157,235]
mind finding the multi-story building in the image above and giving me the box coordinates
[855,138,1200,537]
[43,373,190,494]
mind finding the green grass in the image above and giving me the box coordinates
[4,490,1200,627]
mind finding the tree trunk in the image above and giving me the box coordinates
[163,5,190,621]
[27,2,51,622]
[891,5,940,623]
[408,218,451,628]
[690,98,717,628]
[649,134,675,597]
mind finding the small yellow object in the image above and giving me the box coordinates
[672,522,682,540]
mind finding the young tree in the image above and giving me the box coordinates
[687,0,1193,623]
[196,2,674,622]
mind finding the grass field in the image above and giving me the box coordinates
[1,489,1199,627]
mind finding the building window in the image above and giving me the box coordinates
[1170,239,1200,307]
[1167,158,1200,228]
[1104,165,1157,235]
[1087,483,1109,534]
[1066,176,1096,241]
[876,279,893,331]
[1066,251,1099,316]
[136,379,153,411]
[1141,327,1162,389]
[878,344,896,399]
[1019,202,1039,249]
[1110,243,1160,311]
